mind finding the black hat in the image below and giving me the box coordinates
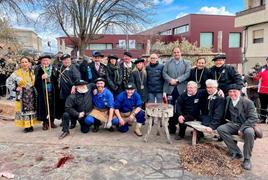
[212,54,226,61]
[75,80,88,86]
[134,58,145,64]
[38,55,51,61]
[60,54,71,60]
[95,77,105,83]
[108,54,118,60]
[93,51,104,57]
[123,51,132,58]
[226,84,242,91]
[125,82,136,89]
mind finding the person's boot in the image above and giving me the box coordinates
[23,128,29,133]
[42,123,48,130]
[28,126,34,132]
[51,122,57,128]
[242,159,252,170]
[134,123,142,137]
[59,131,70,139]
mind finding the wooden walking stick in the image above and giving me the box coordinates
[44,76,52,130]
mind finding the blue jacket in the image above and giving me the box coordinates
[146,62,164,93]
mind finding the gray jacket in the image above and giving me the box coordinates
[162,58,191,95]
[224,96,258,132]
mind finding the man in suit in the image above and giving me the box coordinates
[217,84,258,170]
[162,47,191,133]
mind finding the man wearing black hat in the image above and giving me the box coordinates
[119,51,135,90]
[130,58,148,103]
[35,55,60,130]
[58,54,81,126]
[83,77,115,132]
[59,80,94,139]
[209,54,243,95]
[114,82,145,136]
[106,54,122,96]
[79,51,108,83]
[217,84,258,170]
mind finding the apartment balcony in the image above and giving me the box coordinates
[235,4,268,27]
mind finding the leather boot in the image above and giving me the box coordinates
[134,123,142,137]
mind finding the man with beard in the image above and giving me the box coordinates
[119,52,135,90]
[35,55,60,130]
[59,80,94,139]
[209,54,243,95]
[58,54,81,128]
[188,57,210,89]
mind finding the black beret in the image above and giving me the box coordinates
[95,77,105,83]
[38,55,51,61]
[93,51,104,57]
[212,54,226,61]
[134,58,145,64]
[60,54,71,60]
[123,51,132,58]
[125,82,136,89]
[108,54,118,60]
[75,80,88,86]
[227,84,242,91]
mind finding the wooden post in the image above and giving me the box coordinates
[44,78,51,130]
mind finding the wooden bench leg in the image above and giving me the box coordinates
[192,129,197,146]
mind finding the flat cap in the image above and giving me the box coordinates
[123,51,132,58]
[92,51,104,57]
[125,82,136,89]
[134,58,145,64]
[38,55,51,61]
[212,54,226,61]
[108,54,119,60]
[227,84,242,91]
[95,77,106,83]
[74,80,88,86]
[60,54,71,60]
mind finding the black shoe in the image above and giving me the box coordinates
[28,126,34,132]
[108,127,114,132]
[242,159,252,170]
[92,126,99,133]
[23,128,29,133]
[231,153,243,160]
[70,124,76,129]
[58,131,70,139]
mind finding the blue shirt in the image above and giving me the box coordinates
[114,91,142,113]
[93,88,114,109]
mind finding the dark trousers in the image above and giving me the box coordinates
[168,87,180,133]
[60,98,76,126]
[217,122,255,160]
[61,112,77,133]
[259,93,268,121]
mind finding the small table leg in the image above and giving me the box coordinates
[144,116,153,143]
[192,129,197,146]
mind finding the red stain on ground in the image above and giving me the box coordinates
[56,155,74,168]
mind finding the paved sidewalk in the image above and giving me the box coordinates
[0,119,266,180]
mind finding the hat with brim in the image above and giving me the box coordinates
[125,82,136,89]
[118,124,129,133]
[60,54,71,61]
[93,51,104,58]
[75,80,88,86]
[226,84,242,91]
[123,51,132,58]
[95,77,105,83]
[134,58,145,64]
[38,55,51,61]
[212,54,226,61]
[108,54,119,60]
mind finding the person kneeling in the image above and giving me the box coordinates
[114,82,145,136]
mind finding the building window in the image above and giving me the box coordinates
[174,25,189,35]
[229,33,241,48]
[253,29,264,43]
[88,43,113,50]
[159,29,172,35]
[200,32,213,48]
[136,43,144,50]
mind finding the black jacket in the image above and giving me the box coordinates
[65,84,94,118]
[79,61,108,83]
[34,65,60,121]
[119,62,135,90]
[209,64,243,94]
[146,62,164,93]
[188,67,210,89]
[58,64,81,100]
[200,93,225,129]
[106,63,122,96]
[130,69,148,102]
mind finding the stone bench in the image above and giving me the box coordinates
[184,121,244,146]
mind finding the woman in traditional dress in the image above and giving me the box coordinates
[7,56,39,133]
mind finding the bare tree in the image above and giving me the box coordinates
[38,0,154,55]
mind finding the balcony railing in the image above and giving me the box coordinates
[236,5,266,17]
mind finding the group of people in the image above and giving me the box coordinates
[6,47,267,171]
